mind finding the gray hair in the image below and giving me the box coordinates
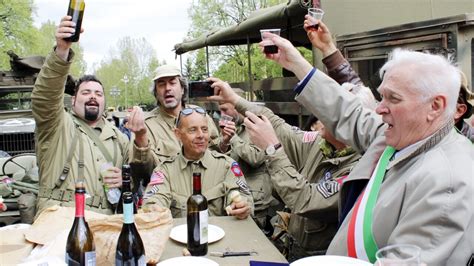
[379,49,460,121]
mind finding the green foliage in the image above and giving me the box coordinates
[94,37,161,110]
[0,0,38,69]
[0,0,86,76]
[184,0,288,82]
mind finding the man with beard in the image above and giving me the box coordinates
[127,65,225,184]
[32,16,130,217]
[142,107,253,219]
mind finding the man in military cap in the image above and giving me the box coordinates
[32,16,130,217]
[127,64,223,184]
[142,107,253,219]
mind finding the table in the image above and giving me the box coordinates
[160,216,288,265]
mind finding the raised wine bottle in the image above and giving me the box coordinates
[186,172,208,256]
[116,165,137,214]
[66,181,96,266]
[64,0,85,42]
[116,192,146,266]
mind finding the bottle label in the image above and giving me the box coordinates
[84,251,96,266]
[65,251,96,266]
[199,209,208,244]
[123,202,134,224]
[116,253,145,265]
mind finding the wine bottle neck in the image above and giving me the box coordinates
[192,174,201,194]
[75,192,85,217]
[122,180,131,192]
[123,202,134,224]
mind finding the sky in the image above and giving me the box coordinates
[33,0,193,73]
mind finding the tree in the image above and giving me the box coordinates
[94,37,161,109]
[0,1,86,76]
[184,0,288,82]
[0,0,38,69]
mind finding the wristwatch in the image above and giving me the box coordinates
[265,143,282,155]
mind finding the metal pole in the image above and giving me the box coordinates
[206,46,210,77]
[247,36,253,101]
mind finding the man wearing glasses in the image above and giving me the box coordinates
[127,65,223,183]
[141,107,253,219]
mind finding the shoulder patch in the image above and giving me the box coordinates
[144,185,159,199]
[302,131,318,143]
[149,170,165,185]
[236,178,251,195]
[316,180,340,199]
[230,162,243,177]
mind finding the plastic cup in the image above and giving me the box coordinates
[219,114,233,129]
[307,8,324,30]
[260,28,281,54]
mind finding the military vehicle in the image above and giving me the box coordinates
[174,0,473,127]
[0,51,76,225]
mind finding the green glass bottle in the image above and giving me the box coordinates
[65,181,96,266]
[115,192,146,266]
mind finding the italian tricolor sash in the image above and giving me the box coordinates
[347,146,396,263]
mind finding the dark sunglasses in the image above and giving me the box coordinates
[176,107,207,127]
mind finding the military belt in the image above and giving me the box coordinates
[39,188,109,209]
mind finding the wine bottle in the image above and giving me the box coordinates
[64,0,85,42]
[66,181,96,266]
[116,192,146,266]
[186,172,208,256]
[116,165,137,214]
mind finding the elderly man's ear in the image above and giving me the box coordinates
[427,95,447,122]
[174,128,182,142]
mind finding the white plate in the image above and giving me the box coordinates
[157,256,218,266]
[291,255,372,266]
[169,224,225,244]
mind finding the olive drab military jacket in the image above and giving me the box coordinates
[32,50,130,217]
[234,100,361,251]
[228,123,279,217]
[142,149,254,218]
[131,106,221,179]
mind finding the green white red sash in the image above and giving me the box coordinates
[347,146,396,263]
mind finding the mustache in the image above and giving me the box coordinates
[85,99,99,106]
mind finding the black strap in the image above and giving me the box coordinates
[56,127,80,187]
[73,117,116,165]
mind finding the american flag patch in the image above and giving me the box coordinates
[316,180,340,199]
[149,170,165,185]
[302,131,318,143]
[236,178,251,195]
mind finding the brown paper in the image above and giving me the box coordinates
[88,208,173,265]
[24,205,173,265]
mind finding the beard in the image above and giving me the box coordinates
[84,107,99,121]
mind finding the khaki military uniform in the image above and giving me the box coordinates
[235,100,361,259]
[142,150,253,218]
[228,123,281,228]
[32,50,130,217]
[131,106,221,180]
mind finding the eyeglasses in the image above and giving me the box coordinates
[176,107,207,127]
